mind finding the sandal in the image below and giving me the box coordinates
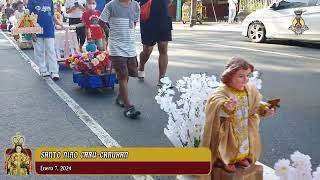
[116,97,124,108]
[124,106,141,119]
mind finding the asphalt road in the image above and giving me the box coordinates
[1,26,319,179]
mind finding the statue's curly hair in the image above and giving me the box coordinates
[221,57,254,84]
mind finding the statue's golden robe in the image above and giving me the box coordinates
[198,84,263,180]
[7,152,29,176]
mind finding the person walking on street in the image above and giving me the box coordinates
[65,0,86,52]
[81,0,105,51]
[99,0,141,119]
[27,0,60,80]
[137,0,173,87]
[228,0,238,23]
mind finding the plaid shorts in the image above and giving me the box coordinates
[110,56,138,80]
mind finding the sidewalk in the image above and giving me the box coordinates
[172,21,243,32]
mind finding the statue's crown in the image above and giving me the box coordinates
[12,133,24,146]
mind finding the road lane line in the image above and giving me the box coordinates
[1,31,154,180]
[177,39,319,61]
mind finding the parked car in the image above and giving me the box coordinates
[241,0,320,43]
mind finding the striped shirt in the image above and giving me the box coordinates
[100,0,140,57]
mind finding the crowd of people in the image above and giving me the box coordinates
[2,0,173,119]
[2,1,278,177]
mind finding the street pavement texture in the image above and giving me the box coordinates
[1,22,320,179]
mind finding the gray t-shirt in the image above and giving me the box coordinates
[100,0,140,57]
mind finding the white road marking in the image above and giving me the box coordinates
[178,39,319,61]
[1,31,154,180]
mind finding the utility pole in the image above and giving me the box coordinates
[190,0,197,27]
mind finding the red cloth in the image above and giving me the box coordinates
[82,10,104,40]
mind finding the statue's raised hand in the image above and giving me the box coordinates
[224,97,237,112]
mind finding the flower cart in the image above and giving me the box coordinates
[65,51,118,90]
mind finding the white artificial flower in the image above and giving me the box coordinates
[313,167,320,180]
[291,151,312,170]
[274,159,291,177]
[252,71,260,78]
[91,58,100,66]
[177,99,184,106]
[249,72,262,90]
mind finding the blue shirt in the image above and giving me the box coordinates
[28,0,55,38]
[96,0,107,12]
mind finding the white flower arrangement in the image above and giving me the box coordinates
[155,72,262,148]
[274,151,320,180]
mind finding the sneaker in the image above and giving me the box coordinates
[137,70,145,79]
[40,71,50,77]
[124,106,141,119]
[51,73,60,81]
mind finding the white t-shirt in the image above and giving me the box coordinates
[65,0,86,18]
[228,0,238,10]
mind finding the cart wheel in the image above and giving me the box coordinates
[182,21,186,24]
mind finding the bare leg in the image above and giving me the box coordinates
[157,41,169,81]
[79,44,83,53]
[139,45,153,71]
[118,78,131,109]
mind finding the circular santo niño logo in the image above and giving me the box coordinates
[288,10,309,35]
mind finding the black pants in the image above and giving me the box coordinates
[69,18,86,46]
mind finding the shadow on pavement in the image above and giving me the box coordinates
[266,40,320,49]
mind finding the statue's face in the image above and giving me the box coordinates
[229,68,251,90]
[16,146,22,153]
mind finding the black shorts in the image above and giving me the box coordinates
[69,18,86,46]
[140,27,172,46]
